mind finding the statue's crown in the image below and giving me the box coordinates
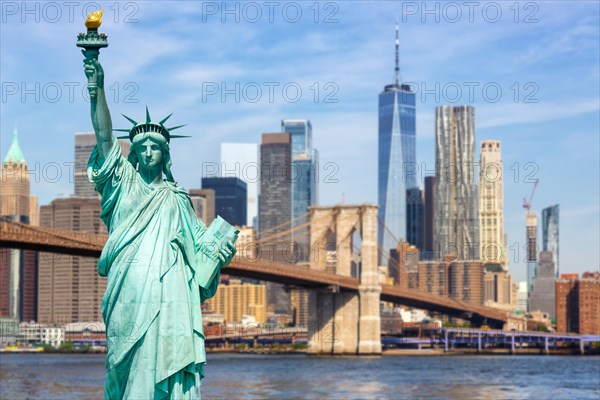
[114,107,189,143]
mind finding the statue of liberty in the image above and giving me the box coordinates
[79,10,237,399]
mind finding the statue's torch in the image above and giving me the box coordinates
[76,9,108,98]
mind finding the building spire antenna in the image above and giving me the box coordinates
[395,18,400,85]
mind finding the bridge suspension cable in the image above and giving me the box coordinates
[256,211,310,238]
[254,212,331,245]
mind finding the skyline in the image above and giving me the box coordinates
[1,2,599,280]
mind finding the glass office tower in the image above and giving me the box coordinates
[378,81,416,263]
[281,120,318,262]
[542,204,559,277]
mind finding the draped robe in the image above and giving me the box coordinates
[88,139,219,399]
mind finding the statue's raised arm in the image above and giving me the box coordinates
[83,52,114,161]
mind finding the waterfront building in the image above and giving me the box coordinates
[391,241,419,288]
[74,133,129,198]
[204,279,266,324]
[542,204,559,277]
[220,143,260,227]
[188,188,215,225]
[515,281,528,313]
[484,267,513,307]
[63,321,106,343]
[202,177,247,227]
[479,140,507,268]
[417,259,484,305]
[448,261,484,306]
[528,251,556,319]
[0,127,38,322]
[290,286,309,328]
[0,250,37,322]
[37,198,106,324]
[417,261,449,298]
[434,106,479,261]
[556,272,600,334]
[16,322,65,347]
[378,23,417,263]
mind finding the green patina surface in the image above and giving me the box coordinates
[79,18,237,399]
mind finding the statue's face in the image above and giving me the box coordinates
[135,138,163,169]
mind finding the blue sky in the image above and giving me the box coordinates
[1,1,599,281]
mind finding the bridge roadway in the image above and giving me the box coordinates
[0,221,509,325]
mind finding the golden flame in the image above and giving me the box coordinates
[85,8,103,29]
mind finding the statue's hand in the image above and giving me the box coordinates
[82,50,104,99]
[217,241,237,267]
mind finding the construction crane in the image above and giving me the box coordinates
[522,179,539,211]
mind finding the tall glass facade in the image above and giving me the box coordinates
[283,120,313,159]
[434,106,479,261]
[406,187,423,251]
[378,84,416,262]
[542,204,559,277]
[281,120,318,261]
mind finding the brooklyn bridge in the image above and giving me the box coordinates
[0,204,513,355]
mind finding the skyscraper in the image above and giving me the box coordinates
[282,119,313,161]
[434,105,479,261]
[0,127,38,322]
[378,22,417,263]
[423,176,436,260]
[281,120,317,323]
[74,133,129,198]
[202,177,247,227]
[1,128,31,219]
[74,134,97,198]
[406,188,423,251]
[529,251,556,318]
[542,204,559,277]
[259,133,292,238]
[526,211,538,294]
[220,143,259,227]
[479,140,507,269]
[259,133,292,314]
[281,119,318,262]
[38,197,106,323]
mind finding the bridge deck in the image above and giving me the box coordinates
[1,221,509,325]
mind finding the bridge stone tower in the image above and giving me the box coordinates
[307,204,381,355]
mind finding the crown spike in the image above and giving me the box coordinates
[170,135,191,139]
[122,114,138,125]
[167,124,186,131]
[115,109,191,143]
[159,113,174,126]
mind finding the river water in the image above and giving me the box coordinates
[1,353,599,399]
